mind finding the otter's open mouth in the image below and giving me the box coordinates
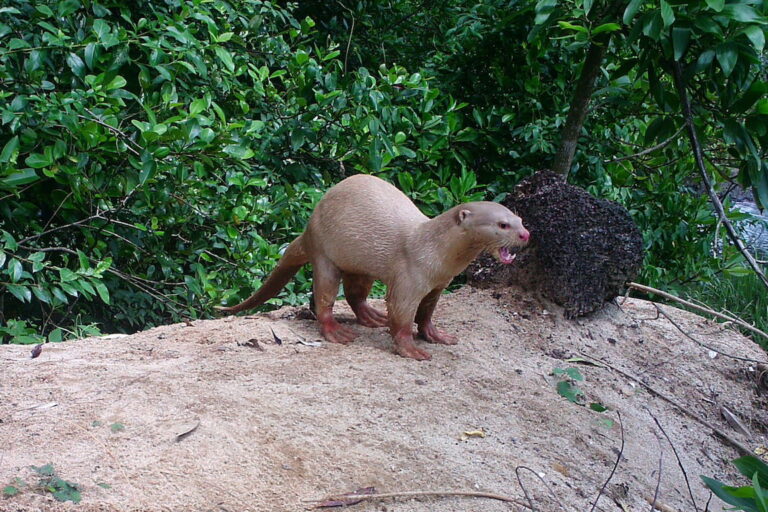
[494,246,518,265]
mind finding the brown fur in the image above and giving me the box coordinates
[217,174,529,360]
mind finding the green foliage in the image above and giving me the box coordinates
[553,366,611,424]
[30,464,81,503]
[683,268,768,349]
[109,422,125,433]
[2,0,766,342]
[703,456,768,512]
[2,478,24,497]
[304,0,768,293]
[1,0,480,341]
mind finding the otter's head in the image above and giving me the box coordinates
[456,202,529,264]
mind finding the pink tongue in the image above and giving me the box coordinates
[499,247,516,265]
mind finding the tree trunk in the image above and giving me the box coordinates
[551,36,609,178]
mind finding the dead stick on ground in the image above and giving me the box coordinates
[590,411,624,512]
[650,440,664,512]
[627,282,768,344]
[651,303,763,364]
[580,352,753,457]
[516,465,572,512]
[648,410,699,512]
[306,490,530,509]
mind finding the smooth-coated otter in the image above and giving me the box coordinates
[218,174,529,360]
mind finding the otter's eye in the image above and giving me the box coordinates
[498,222,510,230]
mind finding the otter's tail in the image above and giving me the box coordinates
[216,235,309,314]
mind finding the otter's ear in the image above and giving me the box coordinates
[456,209,472,225]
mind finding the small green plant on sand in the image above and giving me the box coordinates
[3,478,26,497]
[702,456,768,511]
[31,464,81,504]
[552,366,613,427]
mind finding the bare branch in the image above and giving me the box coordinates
[670,60,768,290]
[627,282,768,345]
[608,125,685,163]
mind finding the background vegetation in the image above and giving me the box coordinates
[1,0,766,345]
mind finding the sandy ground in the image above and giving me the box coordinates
[1,286,767,512]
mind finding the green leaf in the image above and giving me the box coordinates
[31,285,52,304]
[534,0,557,25]
[716,42,738,77]
[623,0,642,24]
[722,4,761,23]
[93,19,109,40]
[733,456,768,488]
[25,153,52,168]
[295,50,309,66]
[84,42,97,69]
[3,486,19,496]
[1,169,40,187]
[672,28,691,60]
[701,476,760,509]
[214,47,235,73]
[755,473,768,511]
[189,98,207,116]
[8,258,22,282]
[2,231,18,251]
[48,328,63,343]
[556,381,584,404]
[110,422,125,432]
[565,367,584,381]
[223,145,254,159]
[558,21,588,33]
[705,0,724,12]
[139,150,155,184]
[36,5,54,17]
[660,0,675,28]
[106,75,126,90]
[589,402,608,412]
[66,52,85,78]
[744,25,765,53]
[92,280,110,304]
[7,284,31,303]
[592,23,620,35]
[0,135,19,163]
[59,268,78,282]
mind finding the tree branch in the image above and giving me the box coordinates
[669,60,768,290]
[608,125,685,163]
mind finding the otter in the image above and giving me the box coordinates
[217,174,529,360]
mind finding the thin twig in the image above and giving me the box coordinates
[516,466,537,511]
[650,444,664,512]
[650,303,763,364]
[337,1,355,74]
[515,465,572,512]
[609,125,685,163]
[628,282,768,344]
[77,111,143,156]
[40,191,73,234]
[18,214,102,244]
[306,490,530,509]
[580,353,754,457]
[590,411,624,512]
[670,60,768,290]
[648,411,699,511]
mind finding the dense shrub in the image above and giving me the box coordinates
[0,0,484,343]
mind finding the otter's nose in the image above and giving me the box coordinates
[519,229,530,242]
